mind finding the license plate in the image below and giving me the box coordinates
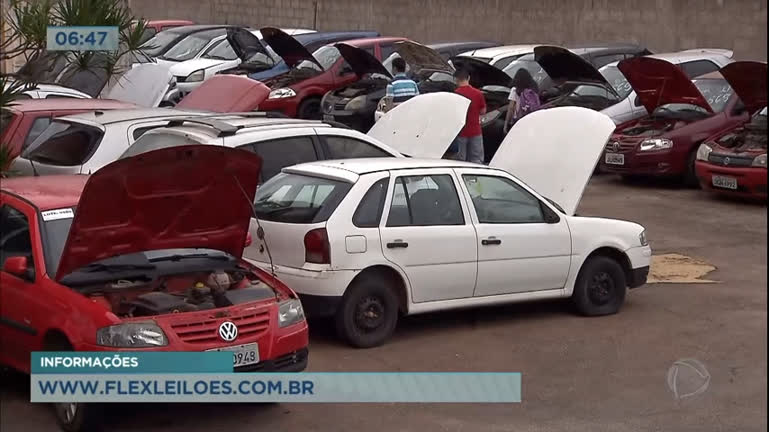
[605,153,625,165]
[207,343,259,367]
[712,175,738,190]
[323,114,334,122]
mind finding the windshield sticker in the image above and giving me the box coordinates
[41,208,74,221]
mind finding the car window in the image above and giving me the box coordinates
[379,44,395,61]
[0,205,35,277]
[44,94,79,99]
[23,117,52,151]
[462,175,544,224]
[253,173,352,223]
[162,29,225,61]
[139,27,157,45]
[679,60,719,78]
[353,178,388,228]
[386,175,464,227]
[592,53,626,69]
[491,55,516,70]
[202,39,240,61]
[600,65,633,100]
[693,78,734,113]
[247,136,319,182]
[132,126,160,140]
[324,135,391,159]
[26,121,104,166]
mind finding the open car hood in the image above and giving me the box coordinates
[177,75,270,112]
[719,61,767,114]
[395,41,453,74]
[367,92,469,158]
[490,107,616,215]
[226,27,270,63]
[260,27,321,69]
[618,57,713,114]
[335,43,392,78]
[101,63,173,107]
[534,45,610,85]
[449,56,512,88]
[54,145,262,280]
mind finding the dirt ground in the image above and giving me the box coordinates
[1,175,766,432]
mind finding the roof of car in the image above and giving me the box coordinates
[1,175,87,211]
[459,44,539,59]
[7,98,136,113]
[428,41,499,51]
[294,30,380,44]
[56,108,201,125]
[164,24,237,34]
[145,20,194,26]
[143,114,334,139]
[342,36,408,47]
[287,158,491,180]
[649,50,733,63]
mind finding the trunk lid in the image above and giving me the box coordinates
[176,75,270,112]
[335,43,392,78]
[259,27,322,69]
[719,61,767,115]
[489,106,616,215]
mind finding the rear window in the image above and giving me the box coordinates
[253,173,352,223]
[694,78,734,113]
[26,121,104,166]
[121,131,202,159]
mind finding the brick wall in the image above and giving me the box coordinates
[130,0,765,60]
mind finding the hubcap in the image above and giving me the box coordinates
[56,403,78,424]
[588,272,615,305]
[354,296,386,332]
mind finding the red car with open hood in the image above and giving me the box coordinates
[694,61,767,200]
[601,57,750,185]
[0,146,308,430]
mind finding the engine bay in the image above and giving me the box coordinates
[717,114,767,151]
[618,118,687,137]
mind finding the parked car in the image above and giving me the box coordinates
[135,19,195,44]
[138,25,235,60]
[244,106,651,347]
[17,83,91,100]
[256,31,408,119]
[121,92,471,181]
[456,44,539,70]
[426,41,501,60]
[695,61,767,200]
[0,99,136,164]
[0,145,308,431]
[10,108,210,176]
[600,49,735,124]
[601,57,749,185]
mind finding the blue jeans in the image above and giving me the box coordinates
[453,135,484,164]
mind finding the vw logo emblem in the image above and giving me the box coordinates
[218,321,238,342]
[723,157,730,166]
[612,141,620,152]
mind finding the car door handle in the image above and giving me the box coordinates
[481,238,502,246]
[386,240,409,249]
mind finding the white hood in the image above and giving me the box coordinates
[169,58,237,77]
[102,63,173,107]
[489,107,616,215]
[367,93,470,158]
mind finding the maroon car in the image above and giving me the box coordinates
[601,57,749,185]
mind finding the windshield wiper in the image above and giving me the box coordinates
[83,263,156,273]
[149,253,230,263]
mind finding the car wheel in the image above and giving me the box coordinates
[46,337,103,432]
[572,256,627,316]
[335,274,399,348]
[683,149,700,188]
[297,97,322,120]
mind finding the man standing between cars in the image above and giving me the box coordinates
[452,68,486,164]
[383,57,419,112]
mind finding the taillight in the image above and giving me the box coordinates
[304,228,330,264]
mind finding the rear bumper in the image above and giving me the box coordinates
[246,259,356,298]
[695,161,767,200]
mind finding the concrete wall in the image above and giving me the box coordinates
[127,0,767,60]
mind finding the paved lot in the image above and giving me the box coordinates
[2,175,766,432]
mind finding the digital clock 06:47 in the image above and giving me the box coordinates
[46,26,119,52]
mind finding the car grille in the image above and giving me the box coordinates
[605,139,638,153]
[169,310,271,344]
[334,101,349,110]
[708,153,754,167]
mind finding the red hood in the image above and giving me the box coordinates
[618,57,712,114]
[55,146,262,280]
[719,61,767,114]
[176,75,270,112]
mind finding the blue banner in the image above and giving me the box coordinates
[31,352,232,374]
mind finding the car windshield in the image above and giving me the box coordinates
[202,38,240,61]
[503,57,549,85]
[253,173,352,223]
[140,30,184,57]
[295,45,339,72]
[160,29,225,61]
[551,82,620,108]
[693,78,734,113]
[599,65,633,99]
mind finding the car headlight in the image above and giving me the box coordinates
[96,321,168,347]
[480,110,501,126]
[278,299,305,328]
[639,229,648,246]
[186,69,205,82]
[344,95,367,111]
[269,88,296,99]
[696,143,713,161]
[752,153,767,168]
[639,138,673,151]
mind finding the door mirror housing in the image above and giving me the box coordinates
[3,256,30,279]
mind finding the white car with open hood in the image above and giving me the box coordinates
[244,106,653,348]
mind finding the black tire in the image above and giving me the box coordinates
[683,149,700,188]
[297,97,322,120]
[335,273,399,348]
[572,256,627,316]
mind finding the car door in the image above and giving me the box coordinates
[379,169,477,303]
[455,168,572,296]
[0,203,41,367]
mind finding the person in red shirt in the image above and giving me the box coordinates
[450,68,487,164]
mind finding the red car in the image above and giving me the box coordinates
[256,28,406,119]
[0,146,308,430]
[694,61,767,200]
[601,57,750,185]
[1,98,136,167]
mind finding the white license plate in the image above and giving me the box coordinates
[323,114,334,122]
[712,175,738,190]
[605,153,625,165]
[208,343,259,367]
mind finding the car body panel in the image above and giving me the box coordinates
[259,27,322,69]
[335,43,392,78]
[395,41,453,74]
[618,57,713,114]
[449,56,513,87]
[102,63,174,107]
[719,61,768,114]
[176,75,270,112]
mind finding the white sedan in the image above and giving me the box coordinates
[245,105,652,347]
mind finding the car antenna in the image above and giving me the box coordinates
[231,174,277,278]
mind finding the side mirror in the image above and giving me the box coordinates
[3,256,30,279]
[244,232,253,247]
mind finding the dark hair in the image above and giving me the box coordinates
[392,57,407,73]
[453,67,470,81]
[512,68,539,95]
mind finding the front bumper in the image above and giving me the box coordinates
[235,348,308,372]
[628,266,650,289]
[601,147,685,177]
[625,245,652,288]
[695,161,767,200]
